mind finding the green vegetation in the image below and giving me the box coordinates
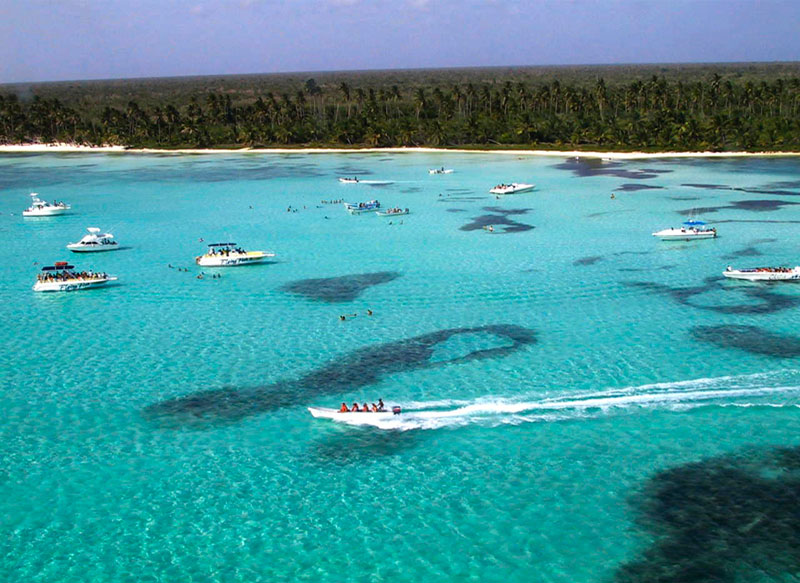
[2,63,800,151]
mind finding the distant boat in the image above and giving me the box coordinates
[489,183,535,195]
[23,193,70,216]
[429,168,454,174]
[652,220,717,240]
[339,177,360,184]
[723,266,800,281]
[376,207,409,217]
[196,242,275,267]
[344,200,381,215]
[67,227,119,253]
[308,406,402,421]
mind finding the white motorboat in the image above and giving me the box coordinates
[67,227,119,252]
[339,177,360,184]
[195,242,275,267]
[723,266,800,282]
[429,168,454,174]
[23,193,70,216]
[308,406,402,422]
[33,261,116,292]
[489,183,535,195]
[652,220,717,240]
[344,200,381,214]
[376,207,409,217]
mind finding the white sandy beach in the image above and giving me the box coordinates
[1,142,799,159]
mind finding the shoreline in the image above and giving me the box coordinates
[1,143,800,159]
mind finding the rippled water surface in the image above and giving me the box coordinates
[2,152,800,582]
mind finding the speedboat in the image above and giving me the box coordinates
[195,242,275,267]
[308,406,402,422]
[723,265,800,282]
[429,168,453,174]
[67,227,119,252]
[33,262,116,292]
[376,207,409,217]
[23,193,70,216]
[489,183,535,195]
[652,220,717,240]
[339,177,360,184]
[344,200,381,214]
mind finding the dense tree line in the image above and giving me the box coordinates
[2,73,800,151]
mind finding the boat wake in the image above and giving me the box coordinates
[333,370,800,431]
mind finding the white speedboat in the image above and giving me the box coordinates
[489,183,535,195]
[195,242,275,267]
[723,266,800,282]
[23,193,70,216]
[33,262,116,292]
[67,227,119,252]
[339,177,360,184]
[653,220,717,240]
[344,200,381,214]
[376,207,409,217]
[429,168,453,174]
[308,406,402,422]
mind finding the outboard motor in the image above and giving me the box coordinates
[392,406,402,415]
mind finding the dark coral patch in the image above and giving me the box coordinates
[574,256,604,266]
[553,158,660,179]
[678,200,799,215]
[282,272,400,303]
[691,325,800,357]
[616,184,664,192]
[461,207,534,234]
[144,324,538,427]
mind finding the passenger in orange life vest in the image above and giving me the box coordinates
[340,402,348,413]
[371,403,378,412]
[351,402,360,412]
[362,403,369,413]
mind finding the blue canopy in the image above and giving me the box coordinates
[42,265,74,271]
[209,242,236,247]
[683,220,706,226]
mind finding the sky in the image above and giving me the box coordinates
[1,0,799,84]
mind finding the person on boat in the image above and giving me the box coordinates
[371,403,378,412]
[378,399,385,412]
[351,402,360,412]
[363,402,369,413]
[340,403,348,413]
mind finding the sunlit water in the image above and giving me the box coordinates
[2,152,800,582]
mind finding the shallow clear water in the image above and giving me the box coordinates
[2,152,800,582]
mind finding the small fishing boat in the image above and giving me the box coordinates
[344,200,381,214]
[23,193,70,216]
[67,227,119,252]
[376,207,409,217]
[195,243,275,267]
[308,406,402,421]
[33,262,116,292]
[489,183,535,195]
[429,168,454,174]
[723,266,800,282]
[652,220,717,240]
[339,177,360,183]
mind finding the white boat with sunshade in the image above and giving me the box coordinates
[67,227,119,252]
[23,193,70,216]
[344,200,381,214]
[308,405,402,422]
[652,220,717,240]
[489,183,535,195]
[723,266,800,282]
[33,262,116,292]
[195,243,275,267]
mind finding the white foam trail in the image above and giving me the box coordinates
[350,370,800,431]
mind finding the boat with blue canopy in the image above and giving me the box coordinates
[652,219,717,240]
[33,261,116,292]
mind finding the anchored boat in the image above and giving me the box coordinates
[67,227,119,252]
[489,183,535,195]
[653,220,717,240]
[195,242,275,267]
[344,200,381,215]
[23,193,70,217]
[723,266,800,282]
[33,262,116,292]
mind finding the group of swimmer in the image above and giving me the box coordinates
[339,309,373,321]
[340,399,385,413]
[320,199,344,204]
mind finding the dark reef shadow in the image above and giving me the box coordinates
[281,271,400,303]
[691,325,800,357]
[460,207,534,234]
[553,158,665,179]
[143,324,537,429]
[616,446,800,583]
[617,183,664,192]
[574,256,604,266]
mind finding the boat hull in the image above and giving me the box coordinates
[33,277,116,292]
[308,407,399,421]
[429,169,453,174]
[67,244,119,252]
[652,229,716,240]
[723,269,800,282]
[23,208,68,217]
[489,183,535,195]
[376,210,409,217]
[196,252,274,267]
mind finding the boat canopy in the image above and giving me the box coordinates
[42,264,74,271]
[683,220,706,226]
[208,242,236,247]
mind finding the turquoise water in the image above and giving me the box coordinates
[2,152,800,582]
